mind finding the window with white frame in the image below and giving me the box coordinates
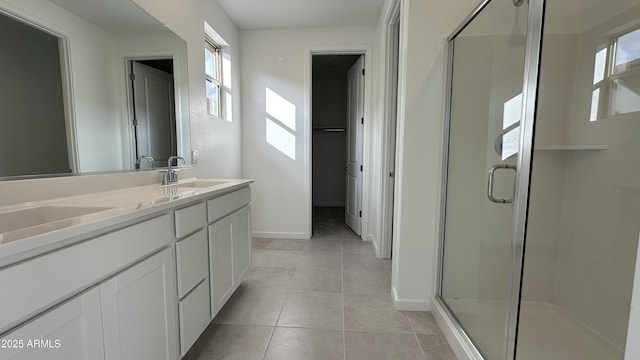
[205,37,221,117]
[590,26,640,121]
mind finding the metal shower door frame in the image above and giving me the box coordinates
[434,0,546,359]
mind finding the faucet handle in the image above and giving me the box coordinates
[160,170,171,185]
[167,155,186,167]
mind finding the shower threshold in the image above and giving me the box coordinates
[443,299,622,359]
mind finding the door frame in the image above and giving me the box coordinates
[433,0,545,359]
[380,0,402,259]
[305,45,373,241]
[122,55,177,170]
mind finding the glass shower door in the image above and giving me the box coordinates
[438,0,540,358]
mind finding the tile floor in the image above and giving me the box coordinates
[183,207,456,360]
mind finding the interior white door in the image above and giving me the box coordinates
[131,61,176,168]
[345,56,365,236]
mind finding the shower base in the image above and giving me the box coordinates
[444,299,622,360]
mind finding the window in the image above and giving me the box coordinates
[205,37,221,117]
[590,26,640,121]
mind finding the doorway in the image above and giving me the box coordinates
[311,54,363,238]
[127,58,177,169]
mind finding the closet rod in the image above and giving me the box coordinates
[313,128,345,132]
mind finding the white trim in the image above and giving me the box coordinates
[368,234,379,255]
[432,299,482,360]
[391,286,431,311]
[304,44,374,242]
[252,231,310,240]
[380,0,402,260]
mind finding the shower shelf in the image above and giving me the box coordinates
[534,145,608,151]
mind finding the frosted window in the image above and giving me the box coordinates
[206,80,219,117]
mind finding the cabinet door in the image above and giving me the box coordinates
[0,288,104,360]
[233,206,252,285]
[209,215,234,317]
[100,249,177,360]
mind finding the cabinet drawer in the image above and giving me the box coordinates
[178,279,210,356]
[175,229,208,299]
[0,214,171,334]
[207,187,251,223]
[175,202,206,238]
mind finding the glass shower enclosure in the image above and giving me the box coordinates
[436,0,640,359]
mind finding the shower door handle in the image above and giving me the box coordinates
[487,164,517,204]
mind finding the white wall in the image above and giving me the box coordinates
[240,26,375,239]
[383,0,471,310]
[132,0,242,178]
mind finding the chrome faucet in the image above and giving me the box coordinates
[162,156,185,185]
[136,155,154,169]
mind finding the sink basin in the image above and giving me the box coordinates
[0,206,113,234]
[176,180,229,188]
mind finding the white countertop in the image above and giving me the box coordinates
[0,178,253,267]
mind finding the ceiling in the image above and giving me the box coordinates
[50,0,171,35]
[216,0,386,30]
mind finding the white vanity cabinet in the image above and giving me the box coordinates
[0,182,253,360]
[0,288,104,360]
[100,248,177,360]
[0,215,176,360]
[173,202,210,356]
[207,187,252,317]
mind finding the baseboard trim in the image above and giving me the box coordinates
[432,297,482,360]
[252,231,310,240]
[391,287,431,311]
[368,235,380,257]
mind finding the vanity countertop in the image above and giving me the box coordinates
[0,178,253,267]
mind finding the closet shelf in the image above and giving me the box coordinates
[534,145,608,151]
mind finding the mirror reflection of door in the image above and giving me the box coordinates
[130,60,177,169]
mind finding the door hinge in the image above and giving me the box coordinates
[132,118,139,126]
[360,165,363,172]
[362,68,365,76]
[129,73,135,81]
[361,117,364,125]
[359,211,362,218]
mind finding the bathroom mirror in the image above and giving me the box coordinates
[0,0,190,179]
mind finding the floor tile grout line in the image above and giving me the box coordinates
[261,286,291,360]
[405,312,428,360]
[260,325,278,360]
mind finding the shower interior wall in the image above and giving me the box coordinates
[524,4,640,352]
[444,3,640,354]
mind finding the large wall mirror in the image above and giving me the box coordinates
[0,0,190,179]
